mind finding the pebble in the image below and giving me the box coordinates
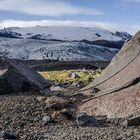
[42,115,53,125]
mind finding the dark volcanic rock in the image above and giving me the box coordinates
[0,59,51,94]
[1,129,19,140]
[76,112,99,127]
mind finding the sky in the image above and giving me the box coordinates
[0,0,139,34]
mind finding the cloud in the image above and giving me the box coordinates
[0,19,139,34]
[0,0,103,16]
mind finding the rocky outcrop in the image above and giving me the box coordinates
[81,39,124,49]
[0,29,22,38]
[0,59,51,94]
[115,31,132,41]
[79,31,140,118]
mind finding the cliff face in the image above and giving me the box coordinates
[79,31,140,118]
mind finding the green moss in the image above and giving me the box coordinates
[39,69,101,86]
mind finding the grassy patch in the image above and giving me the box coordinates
[39,69,101,86]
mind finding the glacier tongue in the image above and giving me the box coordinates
[0,38,118,61]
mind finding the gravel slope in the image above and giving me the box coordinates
[0,94,140,140]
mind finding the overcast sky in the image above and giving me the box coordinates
[0,0,139,34]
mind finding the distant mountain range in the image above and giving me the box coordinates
[0,26,132,61]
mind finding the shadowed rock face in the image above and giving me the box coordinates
[79,31,140,118]
[0,59,51,94]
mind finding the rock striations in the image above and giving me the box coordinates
[79,31,140,118]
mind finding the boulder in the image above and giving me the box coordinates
[76,112,99,127]
[79,31,140,118]
[70,72,80,79]
[1,129,19,140]
[0,59,51,94]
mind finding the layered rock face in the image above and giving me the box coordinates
[79,31,140,118]
[0,59,51,94]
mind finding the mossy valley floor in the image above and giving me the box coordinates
[39,69,101,87]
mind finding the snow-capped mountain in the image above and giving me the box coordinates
[0,26,131,61]
[5,26,131,42]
